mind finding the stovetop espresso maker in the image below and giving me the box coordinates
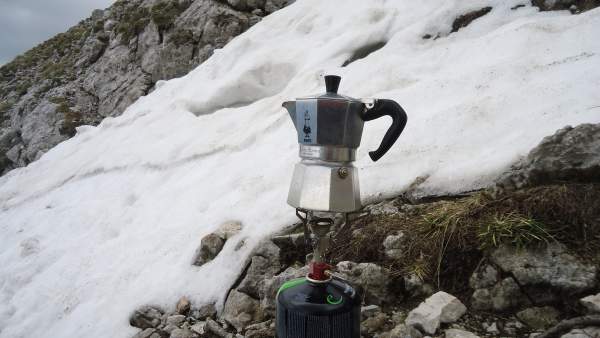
[276,75,408,338]
[283,74,407,212]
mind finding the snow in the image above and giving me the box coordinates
[1,0,599,337]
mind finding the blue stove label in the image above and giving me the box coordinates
[296,100,317,144]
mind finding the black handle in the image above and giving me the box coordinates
[361,99,407,162]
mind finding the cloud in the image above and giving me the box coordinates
[0,0,115,65]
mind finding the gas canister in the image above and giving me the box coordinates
[276,277,361,338]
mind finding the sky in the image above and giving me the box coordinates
[0,0,115,65]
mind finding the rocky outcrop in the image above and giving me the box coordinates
[0,0,291,175]
[497,123,600,191]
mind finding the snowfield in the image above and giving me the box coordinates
[1,0,599,337]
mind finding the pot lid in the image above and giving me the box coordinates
[296,75,361,102]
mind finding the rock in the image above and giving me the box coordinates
[471,277,529,311]
[237,240,282,298]
[221,290,262,332]
[404,273,435,298]
[504,319,526,336]
[190,303,217,320]
[215,220,243,240]
[445,329,480,338]
[483,322,500,335]
[166,314,187,327]
[491,243,597,299]
[176,297,191,315]
[560,327,600,338]
[244,320,275,338]
[133,328,164,338]
[190,322,206,335]
[259,265,308,315]
[192,233,226,266]
[336,261,391,305]
[383,232,408,260]
[361,312,389,336]
[205,318,232,338]
[580,293,600,313]
[497,123,600,191]
[361,304,381,320]
[469,264,499,289]
[516,306,560,330]
[406,291,467,335]
[365,199,400,215]
[379,323,423,338]
[130,306,164,329]
[169,328,197,338]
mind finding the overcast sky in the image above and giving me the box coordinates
[0,0,115,65]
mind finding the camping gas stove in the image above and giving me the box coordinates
[276,75,407,338]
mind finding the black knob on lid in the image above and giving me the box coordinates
[325,75,341,94]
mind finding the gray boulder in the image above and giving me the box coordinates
[560,327,600,338]
[497,123,600,190]
[491,243,597,300]
[130,306,164,329]
[471,277,529,311]
[193,221,243,266]
[221,290,262,332]
[580,293,600,314]
[405,291,467,335]
[132,328,164,338]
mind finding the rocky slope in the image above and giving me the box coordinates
[0,0,290,175]
[128,123,600,337]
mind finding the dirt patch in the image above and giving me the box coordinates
[452,7,493,33]
[342,41,387,67]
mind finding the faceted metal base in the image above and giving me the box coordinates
[287,160,361,212]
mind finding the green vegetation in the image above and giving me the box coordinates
[115,6,150,43]
[331,183,600,292]
[0,100,14,122]
[15,81,31,96]
[151,1,191,32]
[169,28,194,46]
[51,97,82,137]
[478,213,553,249]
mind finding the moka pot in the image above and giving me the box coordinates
[282,75,407,212]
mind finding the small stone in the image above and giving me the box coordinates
[169,328,196,338]
[176,297,191,315]
[383,232,408,260]
[516,306,560,330]
[580,293,600,313]
[469,264,499,289]
[404,273,435,298]
[132,328,160,338]
[215,220,242,239]
[361,312,389,336]
[361,305,381,320]
[166,315,187,327]
[406,291,467,335]
[483,322,500,334]
[205,318,231,337]
[445,328,480,338]
[190,322,206,335]
[221,290,262,332]
[379,323,423,338]
[192,233,225,266]
[130,306,164,329]
[190,303,217,320]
